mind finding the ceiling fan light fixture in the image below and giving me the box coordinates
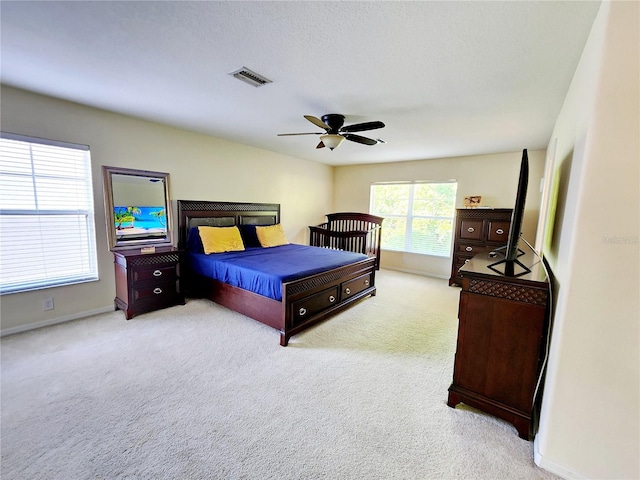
[320,134,344,150]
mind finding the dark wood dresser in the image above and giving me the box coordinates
[112,247,185,319]
[449,208,512,286]
[447,246,550,440]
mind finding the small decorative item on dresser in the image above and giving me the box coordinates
[463,195,482,208]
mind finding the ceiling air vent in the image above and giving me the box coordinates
[229,67,272,87]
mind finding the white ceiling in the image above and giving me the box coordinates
[1,1,600,166]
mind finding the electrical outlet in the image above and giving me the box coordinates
[43,298,54,311]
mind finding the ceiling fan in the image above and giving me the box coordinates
[278,114,385,150]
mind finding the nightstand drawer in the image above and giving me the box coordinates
[132,264,178,284]
[133,281,180,302]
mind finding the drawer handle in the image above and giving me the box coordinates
[496,229,504,235]
[153,287,163,295]
[467,227,475,233]
[465,246,473,252]
[364,279,370,286]
[328,295,336,303]
[299,307,307,316]
[345,288,351,295]
[153,270,162,277]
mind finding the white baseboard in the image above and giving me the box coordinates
[0,306,115,337]
[534,436,586,480]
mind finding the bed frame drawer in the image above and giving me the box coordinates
[342,273,373,299]
[292,286,340,325]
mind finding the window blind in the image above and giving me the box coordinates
[370,181,457,257]
[0,133,98,294]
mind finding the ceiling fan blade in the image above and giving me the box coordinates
[340,121,385,133]
[316,141,326,149]
[277,132,323,136]
[304,115,330,131]
[343,134,378,146]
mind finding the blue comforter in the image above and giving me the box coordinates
[186,244,368,301]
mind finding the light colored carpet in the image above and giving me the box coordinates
[1,270,560,480]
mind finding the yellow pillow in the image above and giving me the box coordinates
[198,226,245,254]
[256,224,289,248]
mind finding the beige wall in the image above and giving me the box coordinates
[0,86,333,335]
[334,150,545,277]
[535,2,639,479]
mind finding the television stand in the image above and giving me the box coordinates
[487,257,531,277]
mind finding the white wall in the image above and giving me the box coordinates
[334,150,545,277]
[535,2,639,479]
[0,86,333,335]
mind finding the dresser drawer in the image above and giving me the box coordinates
[459,220,483,241]
[487,220,511,243]
[132,264,178,284]
[457,244,488,255]
[292,286,339,325]
[453,254,473,271]
[342,273,373,299]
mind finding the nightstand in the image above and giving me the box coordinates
[112,247,185,319]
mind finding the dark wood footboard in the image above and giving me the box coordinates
[187,256,376,346]
[281,256,376,345]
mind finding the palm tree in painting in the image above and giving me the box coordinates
[114,206,141,229]
[149,208,166,227]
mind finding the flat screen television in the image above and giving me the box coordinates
[506,149,529,261]
[488,149,531,277]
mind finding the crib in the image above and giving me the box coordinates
[309,212,384,270]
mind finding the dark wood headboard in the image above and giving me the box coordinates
[177,200,280,249]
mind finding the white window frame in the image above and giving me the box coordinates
[370,180,458,257]
[0,132,99,294]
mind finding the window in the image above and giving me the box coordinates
[0,133,98,294]
[370,181,457,257]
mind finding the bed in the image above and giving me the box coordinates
[177,200,377,346]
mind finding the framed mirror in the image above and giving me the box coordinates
[102,166,174,250]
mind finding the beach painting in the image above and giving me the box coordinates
[114,206,167,239]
